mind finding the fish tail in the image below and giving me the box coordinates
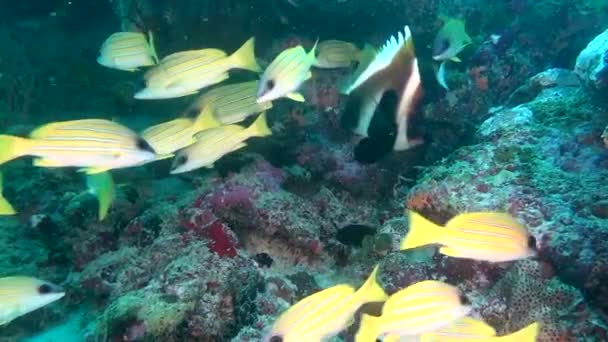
[355,314,381,342]
[194,107,221,131]
[0,172,16,215]
[400,210,444,250]
[497,322,540,342]
[148,30,159,64]
[246,112,271,138]
[356,265,388,303]
[0,135,33,165]
[86,171,115,221]
[229,37,261,72]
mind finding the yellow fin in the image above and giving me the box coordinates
[0,135,33,165]
[230,142,247,152]
[33,158,63,168]
[154,153,175,161]
[400,210,444,250]
[194,107,222,131]
[450,56,462,63]
[286,92,305,102]
[439,246,463,258]
[496,322,539,341]
[229,37,261,72]
[86,171,115,221]
[356,265,388,303]
[245,112,272,138]
[82,167,112,175]
[355,313,381,342]
[0,172,16,215]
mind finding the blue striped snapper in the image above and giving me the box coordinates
[170,112,272,174]
[141,118,199,160]
[0,276,64,326]
[135,38,261,100]
[0,172,15,215]
[401,211,537,263]
[313,40,361,69]
[356,280,471,342]
[264,266,387,342]
[184,81,273,130]
[256,41,318,103]
[0,119,156,174]
[97,31,159,72]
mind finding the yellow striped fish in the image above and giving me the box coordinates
[0,172,16,215]
[0,276,65,326]
[256,41,318,103]
[401,211,537,262]
[264,266,388,342]
[313,40,361,69]
[135,38,261,100]
[170,112,272,174]
[141,118,199,160]
[97,31,159,71]
[355,280,471,342]
[383,319,539,342]
[184,81,273,130]
[86,171,115,221]
[0,119,156,174]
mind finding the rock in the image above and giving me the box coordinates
[575,29,608,93]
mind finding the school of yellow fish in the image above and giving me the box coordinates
[0,17,545,341]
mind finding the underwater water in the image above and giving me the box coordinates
[0,0,608,341]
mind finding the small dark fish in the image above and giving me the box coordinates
[336,224,378,247]
[254,252,274,268]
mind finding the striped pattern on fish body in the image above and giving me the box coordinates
[97,31,158,71]
[256,42,317,103]
[314,40,360,68]
[0,276,64,326]
[135,38,260,100]
[0,119,156,173]
[356,281,470,342]
[141,118,199,157]
[144,49,229,89]
[266,265,387,342]
[401,211,537,263]
[170,112,271,174]
[188,81,273,127]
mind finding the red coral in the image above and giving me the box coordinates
[181,207,238,258]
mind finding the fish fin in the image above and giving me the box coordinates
[497,322,539,342]
[0,173,16,215]
[305,70,312,80]
[194,107,221,131]
[148,30,159,64]
[400,211,444,250]
[154,153,175,161]
[438,246,463,258]
[0,135,33,165]
[450,56,462,63]
[82,167,112,175]
[356,265,388,303]
[286,92,305,102]
[86,171,115,221]
[246,112,272,138]
[309,38,319,64]
[229,37,261,72]
[231,142,247,153]
[33,158,64,168]
[436,61,449,90]
[204,163,215,169]
[355,314,381,342]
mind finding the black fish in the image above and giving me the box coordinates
[336,224,378,247]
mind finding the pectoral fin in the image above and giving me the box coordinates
[286,92,305,102]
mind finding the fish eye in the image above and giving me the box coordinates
[459,293,470,305]
[174,154,188,167]
[266,79,275,91]
[136,138,155,153]
[528,235,537,249]
[38,283,53,295]
[269,336,283,342]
